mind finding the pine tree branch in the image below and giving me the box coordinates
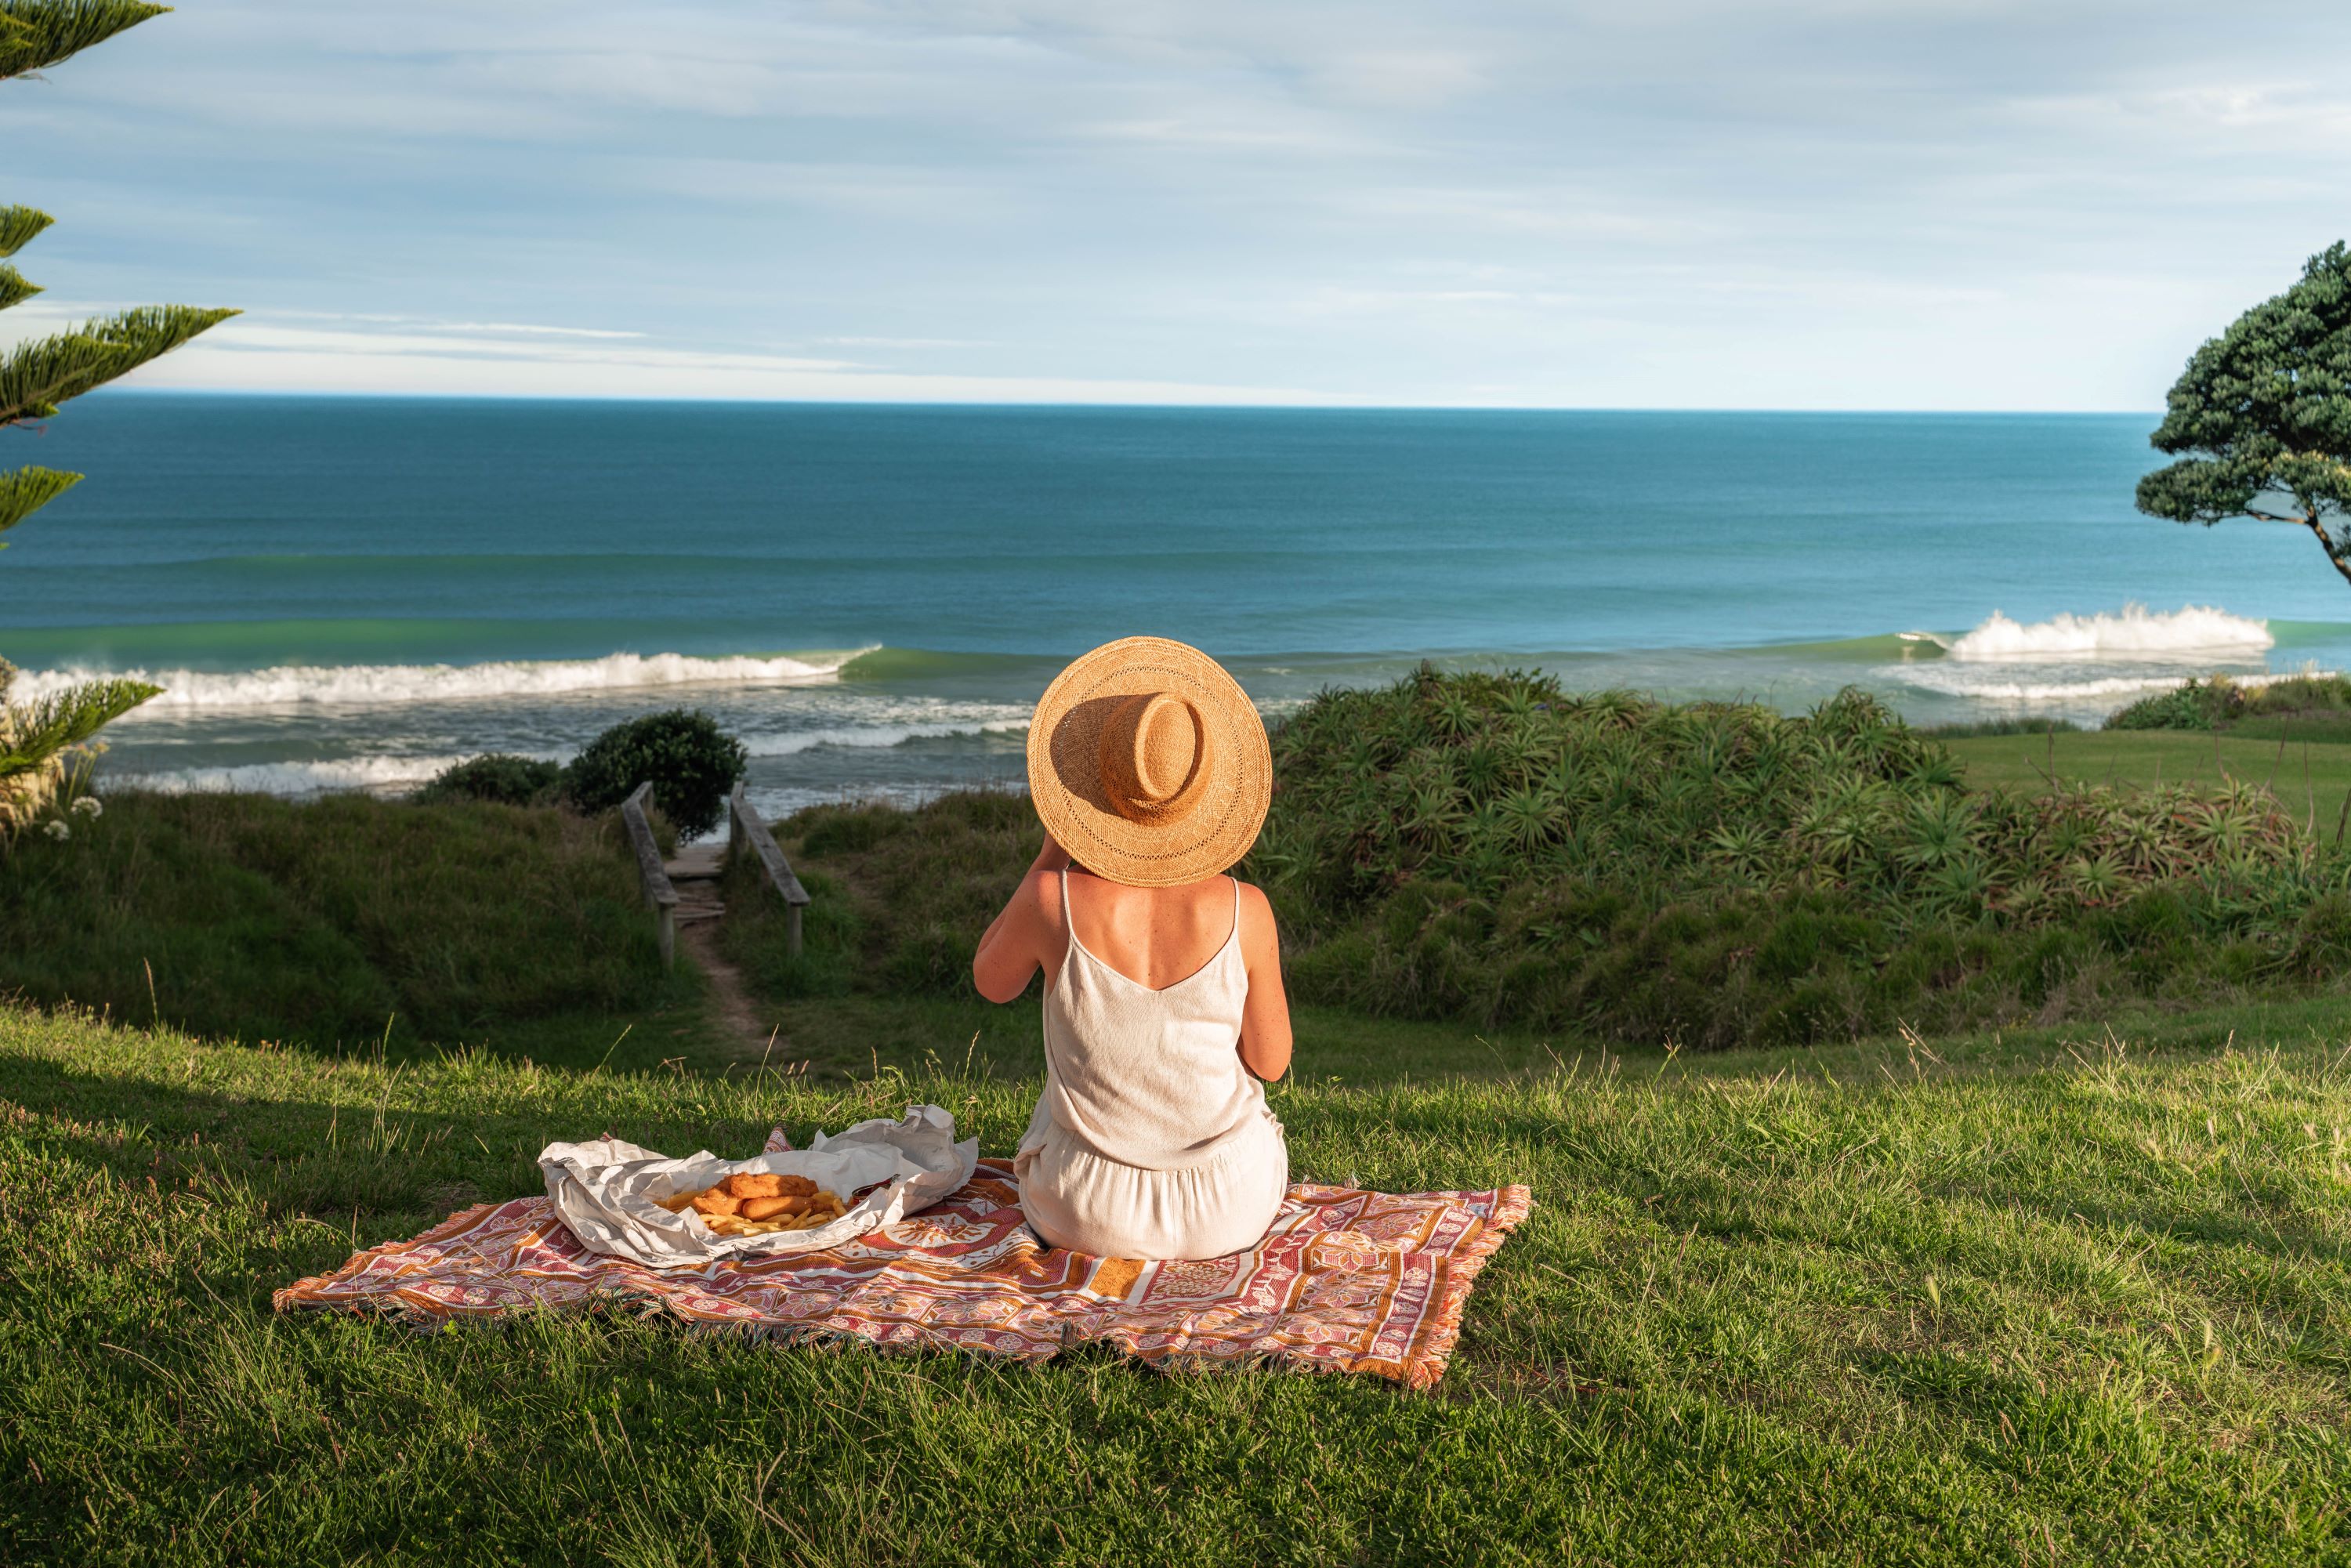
[0,263,42,313]
[0,205,52,258]
[0,303,237,424]
[0,675,157,777]
[0,2,168,81]
[0,463,78,539]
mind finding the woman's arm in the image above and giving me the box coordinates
[970,830,1073,1003]
[1234,882,1293,1081]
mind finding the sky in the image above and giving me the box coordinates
[11,0,2351,410]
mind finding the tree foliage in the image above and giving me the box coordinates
[563,711,749,840]
[2137,242,2351,585]
[0,2,235,839]
[0,0,165,80]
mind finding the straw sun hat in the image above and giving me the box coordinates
[1025,636,1272,888]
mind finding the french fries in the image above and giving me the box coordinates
[655,1169,849,1237]
[702,1198,846,1237]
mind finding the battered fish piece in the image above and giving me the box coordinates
[775,1175,818,1198]
[688,1188,742,1217]
[723,1171,784,1200]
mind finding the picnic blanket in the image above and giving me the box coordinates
[275,1126,1532,1389]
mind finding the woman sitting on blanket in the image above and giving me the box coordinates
[973,637,1292,1262]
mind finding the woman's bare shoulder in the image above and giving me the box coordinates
[1230,878,1280,938]
[1021,866,1067,914]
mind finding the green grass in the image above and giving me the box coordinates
[3,998,2348,1564]
[1944,730,2351,841]
[0,791,719,1071]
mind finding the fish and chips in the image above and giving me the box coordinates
[654,1169,849,1237]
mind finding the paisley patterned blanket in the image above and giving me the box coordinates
[275,1128,1531,1389]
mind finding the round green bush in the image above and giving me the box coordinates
[412,754,563,807]
[562,709,748,838]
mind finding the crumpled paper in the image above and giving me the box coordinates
[538,1104,980,1269]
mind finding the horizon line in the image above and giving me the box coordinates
[97,387,2167,418]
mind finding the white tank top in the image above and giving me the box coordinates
[1027,869,1270,1171]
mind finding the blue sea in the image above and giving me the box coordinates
[9,395,2349,818]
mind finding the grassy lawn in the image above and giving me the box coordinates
[1944,730,2351,835]
[3,998,2347,1564]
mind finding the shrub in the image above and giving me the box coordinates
[2106,678,2241,731]
[2237,672,2351,715]
[743,672,2351,1051]
[563,709,748,838]
[411,753,562,807]
[1244,669,2336,1044]
[2103,672,2351,732]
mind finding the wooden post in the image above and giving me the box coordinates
[727,783,810,958]
[621,781,681,971]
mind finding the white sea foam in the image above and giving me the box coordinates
[1892,664,2334,707]
[740,718,1030,757]
[11,648,871,712]
[1945,605,2273,662]
[103,755,484,796]
[1889,670,2212,703]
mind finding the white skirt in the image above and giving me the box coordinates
[1016,1112,1288,1261]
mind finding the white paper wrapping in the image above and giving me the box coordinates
[537,1104,980,1269]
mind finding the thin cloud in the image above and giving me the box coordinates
[20,0,2351,409]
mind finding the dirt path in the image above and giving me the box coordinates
[664,846,784,1064]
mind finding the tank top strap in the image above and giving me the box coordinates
[1058,866,1076,967]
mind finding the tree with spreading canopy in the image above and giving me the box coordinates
[0,2,236,837]
[2137,242,2351,588]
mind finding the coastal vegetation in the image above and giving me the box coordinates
[27,668,2351,1062]
[737,671,2351,1051]
[557,708,748,838]
[0,791,701,1066]
[411,752,564,808]
[416,708,750,838]
[0,2,235,840]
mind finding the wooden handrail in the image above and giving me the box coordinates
[622,781,679,970]
[727,783,809,957]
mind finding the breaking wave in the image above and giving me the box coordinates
[741,718,1030,757]
[1936,605,2273,662]
[11,648,871,712]
[103,755,481,795]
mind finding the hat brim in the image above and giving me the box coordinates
[1026,637,1271,888]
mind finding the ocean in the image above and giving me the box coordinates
[8,396,2347,820]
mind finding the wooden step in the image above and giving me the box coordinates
[664,842,726,882]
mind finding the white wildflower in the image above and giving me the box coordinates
[72,795,102,817]
[42,819,69,842]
